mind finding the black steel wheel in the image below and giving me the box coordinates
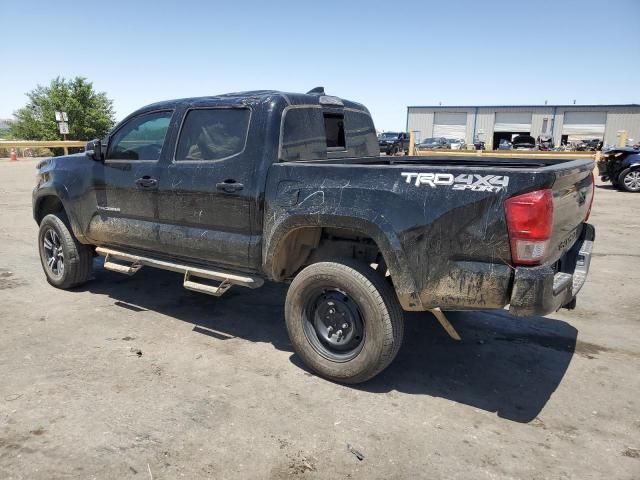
[285,259,404,384]
[302,288,365,362]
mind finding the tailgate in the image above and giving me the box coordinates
[547,162,594,263]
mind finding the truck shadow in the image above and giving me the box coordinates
[80,260,576,424]
[348,309,577,423]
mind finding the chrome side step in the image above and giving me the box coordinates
[183,272,232,297]
[103,252,142,275]
[96,247,264,296]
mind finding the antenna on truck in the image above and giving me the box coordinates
[307,86,325,95]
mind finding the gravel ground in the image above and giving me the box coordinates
[0,158,639,479]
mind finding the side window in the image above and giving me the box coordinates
[343,110,378,156]
[281,108,327,161]
[175,108,250,161]
[280,107,378,161]
[107,111,172,161]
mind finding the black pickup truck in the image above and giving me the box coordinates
[378,131,409,155]
[33,88,595,383]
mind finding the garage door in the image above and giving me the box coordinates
[433,112,467,139]
[562,111,606,139]
[494,112,532,132]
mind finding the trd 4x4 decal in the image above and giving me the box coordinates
[401,173,509,192]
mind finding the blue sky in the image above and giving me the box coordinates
[1,0,638,131]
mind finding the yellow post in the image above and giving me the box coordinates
[617,130,628,147]
[409,131,416,156]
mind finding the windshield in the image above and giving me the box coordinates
[379,132,399,139]
[421,138,438,144]
[513,136,535,144]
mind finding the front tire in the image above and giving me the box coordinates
[619,168,640,192]
[38,213,93,289]
[285,259,404,384]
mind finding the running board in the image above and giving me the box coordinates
[95,247,264,296]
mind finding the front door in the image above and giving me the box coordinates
[88,110,174,252]
[156,107,256,269]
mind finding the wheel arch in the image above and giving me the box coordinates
[264,214,423,310]
[34,195,66,224]
[33,191,88,243]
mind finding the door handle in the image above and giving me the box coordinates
[135,176,158,189]
[216,180,244,193]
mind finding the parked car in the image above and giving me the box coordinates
[417,137,450,149]
[32,88,595,383]
[537,134,554,151]
[473,137,485,150]
[378,131,409,155]
[447,138,465,150]
[597,146,640,192]
[512,134,536,150]
[497,138,512,150]
[577,139,603,151]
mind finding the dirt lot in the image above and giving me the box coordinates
[1,158,639,479]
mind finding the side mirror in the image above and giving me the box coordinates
[86,139,104,161]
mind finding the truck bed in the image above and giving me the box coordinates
[264,156,594,315]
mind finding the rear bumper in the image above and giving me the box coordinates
[509,223,595,316]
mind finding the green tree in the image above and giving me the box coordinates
[9,77,116,141]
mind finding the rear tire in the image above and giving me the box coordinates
[285,259,404,384]
[38,213,93,289]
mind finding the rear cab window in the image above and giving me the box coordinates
[280,106,378,161]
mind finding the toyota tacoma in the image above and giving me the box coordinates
[33,88,596,383]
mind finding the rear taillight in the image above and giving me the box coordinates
[585,171,595,222]
[505,189,554,265]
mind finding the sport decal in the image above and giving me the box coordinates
[401,173,509,192]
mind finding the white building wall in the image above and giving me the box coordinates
[408,105,640,149]
[475,109,495,148]
[530,108,555,139]
[603,108,640,145]
[407,108,434,143]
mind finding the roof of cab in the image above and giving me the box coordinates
[128,90,369,117]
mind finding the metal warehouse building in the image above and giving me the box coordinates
[406,104,640,149]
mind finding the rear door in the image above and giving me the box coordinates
[156,107,256,269]
[88,110,174,252]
